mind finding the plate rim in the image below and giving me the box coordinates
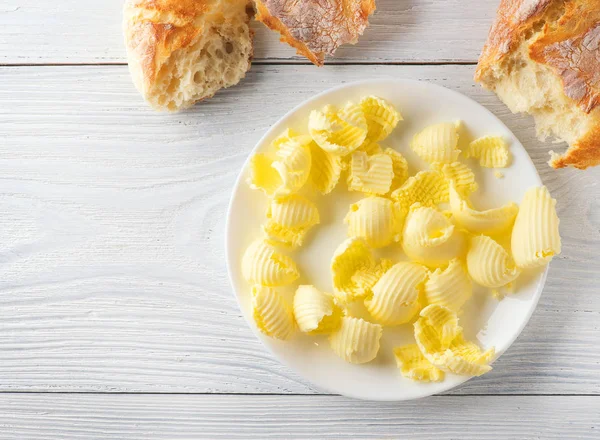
[224,78,547,401]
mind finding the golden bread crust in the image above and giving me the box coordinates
[551,122,600,169]
[124,0,254,110]
[475,0,600,169]
[529,1,600,114]
[255,0,376,66]
[255,1,321,65]
[125,20,202,95]
[128,0,210,20]
[124,0,219,95]
[475,0,554,82]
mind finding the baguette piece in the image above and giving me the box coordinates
[123,0,254,111]
[255,0,376,66]
[475,0,600,169]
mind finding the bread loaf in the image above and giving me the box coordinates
[123,0,254,111]
[255,0,376,66]
[475,0,600,169]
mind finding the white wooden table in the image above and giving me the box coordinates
[1,1,599,438]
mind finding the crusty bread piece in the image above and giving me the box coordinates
[123,0,254,111]
[255,0,376,66]
[475,0,600,169]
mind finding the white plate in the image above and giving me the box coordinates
[226,79,547,401]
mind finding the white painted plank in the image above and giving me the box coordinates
[0,0,498,64]
[0,65,599,395]
[0,394,598,439]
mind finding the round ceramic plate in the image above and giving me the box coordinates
[226,79,548,401]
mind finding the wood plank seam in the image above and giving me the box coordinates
[0,61,480,67]
[0,391,600,398]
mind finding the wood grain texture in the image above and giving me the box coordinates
[0,394,598,439]
[0,0,499,64]
[0,64,599,395]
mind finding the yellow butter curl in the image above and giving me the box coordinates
[249,130,312,196]
[360,96,402,141]
[347,151,394,195]
[424,259,472,312]
[411,122,461,164]
[249,153,283,196]
[272,134,312,194]
[467,135,510,168]
[309,141,346,194]
[391,170,450,225]
[309,103,367,156]
[329,316,382,364]
[394,344,444,382]
[432,161,478,196]
[365,262,429,326]
[467,235,520,288]
[331,239,393,305]
[417,303,461,346]
[402,205,466,268]
[414,304,494,376]
[449,184,518,235]
[252,285,296,340]
[511,186,561,269]
[330,238,375,300]
[293,285,342,334]
[242,239,300,286]
[357,140,383,156]
[384,148,409,193]
[344,196,401,248]
[443,334,496,375]
[264,194,320,248]
[349,258,393,302]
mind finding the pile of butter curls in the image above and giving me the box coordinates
[241,96,561,382]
